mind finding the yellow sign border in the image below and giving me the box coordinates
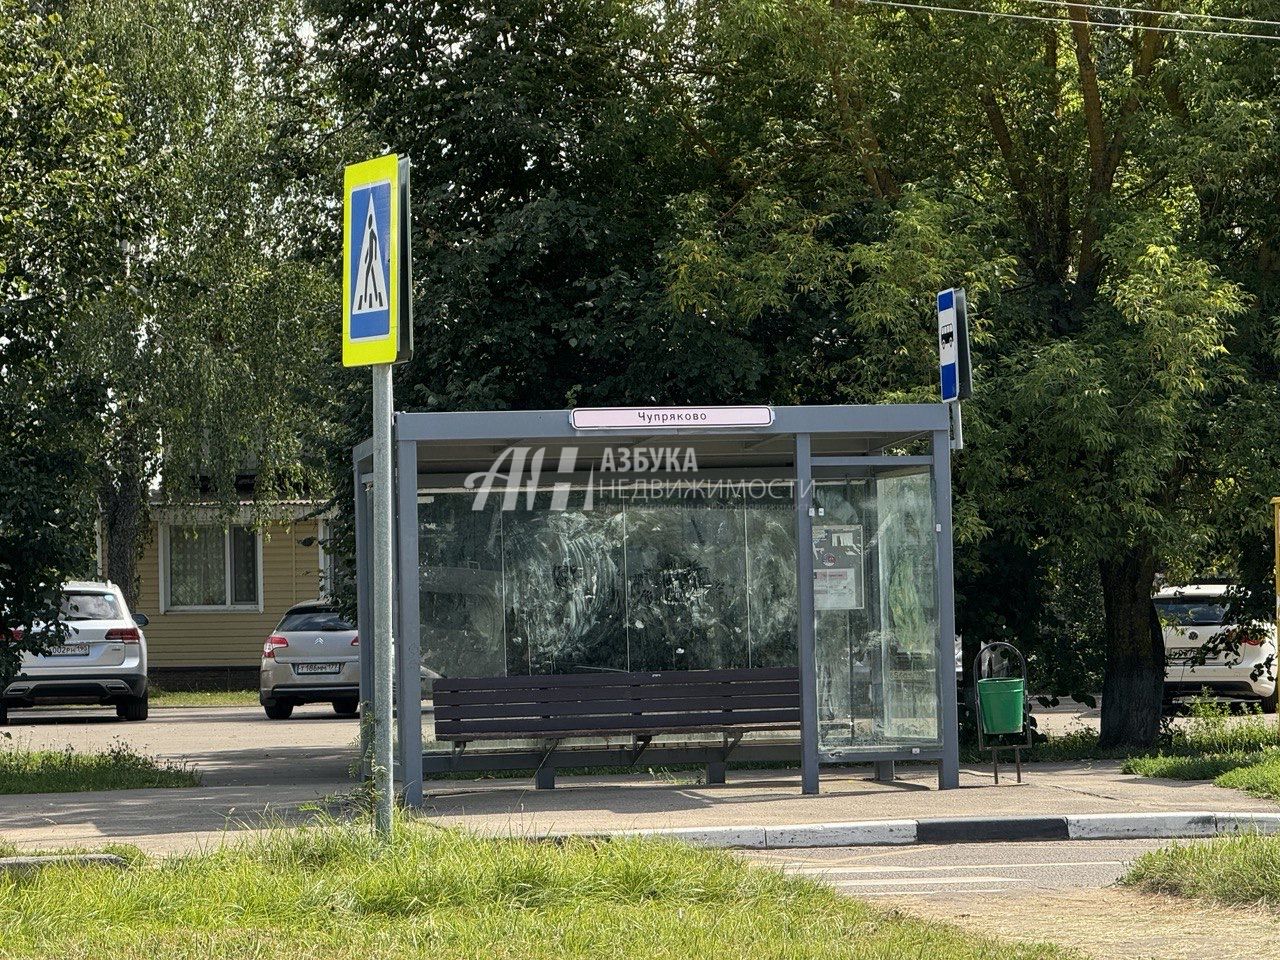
[342,154,400,367]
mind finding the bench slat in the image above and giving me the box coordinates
[435,724,797,743]
[434,679,799,708]
[434,666,798,692]
[433,693,800,722]
[435,708,801,737]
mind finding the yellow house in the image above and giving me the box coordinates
[129,502,331,687]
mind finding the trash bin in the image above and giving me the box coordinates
[976,676,1025,735]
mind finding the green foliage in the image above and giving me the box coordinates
[1120,699,1280,788]
[1123,751,1267,782]
[62,0,342,511]
[0,821,1078,959]
[320,0,1280,743]
[0,739,198,793]
[1214,754,1280,800]
[1123,833,1280,910]
[0,0,130,670]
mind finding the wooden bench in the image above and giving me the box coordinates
[430,666,801,788]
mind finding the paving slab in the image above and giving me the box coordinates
[2,761,1276,855]
[413,762,1280,837]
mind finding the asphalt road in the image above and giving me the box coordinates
[745,839,1161,897]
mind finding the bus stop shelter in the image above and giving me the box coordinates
[353,403,961,805]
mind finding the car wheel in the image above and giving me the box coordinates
[264,701,294,720]
[1262,688,1278,715]
[116,696,148,722]
[0,704,7,726]
[332,698,359,717]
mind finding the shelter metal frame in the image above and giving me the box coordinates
[353,404,961,804]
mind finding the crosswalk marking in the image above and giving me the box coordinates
[779,859,1124,876]
[828,875,1021,887]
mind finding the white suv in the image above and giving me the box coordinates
[1,581,150,723]
[1157,584,1278,713]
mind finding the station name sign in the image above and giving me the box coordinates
[570,405,775,430]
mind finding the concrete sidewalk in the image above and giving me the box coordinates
[4,761,1277,854]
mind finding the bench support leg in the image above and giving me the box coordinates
[535,766,556,790]
[873,760,895,783]
[705,760,726,785]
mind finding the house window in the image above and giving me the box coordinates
[166,525,260,610]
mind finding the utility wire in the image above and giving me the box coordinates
[1015,0,1280,30]
[855,0,1280,39]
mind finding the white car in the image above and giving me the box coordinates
[1,581,150,723]
[1157,583,1278,713]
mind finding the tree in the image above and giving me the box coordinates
[59,0,341,609]
[643,1,1280,748]
[0,1,131,673]
[318,0,1280,748]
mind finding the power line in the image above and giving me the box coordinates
[1016,0,1280,30]
[854,0,1280,40]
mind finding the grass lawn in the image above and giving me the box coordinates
[149,687,259,708]
[1117,700,1280,799]
[1122,833,1280,909]
[0,824,1078,960]
[1214,754,1280,800]
[0,741,198,793]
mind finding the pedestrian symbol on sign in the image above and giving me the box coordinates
[342,152,410,367]
[354,207,388,312]
[347,179,392,340]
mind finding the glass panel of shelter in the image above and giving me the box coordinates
[813,469,942,754]
[415,469,939,752]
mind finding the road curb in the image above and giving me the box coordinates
[0,853,128,874]
[593,811,1280,850]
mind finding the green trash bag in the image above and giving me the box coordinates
[976,677,1025,735]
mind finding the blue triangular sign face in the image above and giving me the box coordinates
[352,207,389,314]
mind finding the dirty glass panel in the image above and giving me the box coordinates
[502,491,627,674]
[623,490,749,672]
[876,472,941,744]
[416,483,800,679]
[418,492,506,679]
[745,497,798,668]
[814,471,940,753]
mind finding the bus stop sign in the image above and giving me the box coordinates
[937,288,972,402]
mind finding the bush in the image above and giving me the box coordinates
[1171,699,1280,756]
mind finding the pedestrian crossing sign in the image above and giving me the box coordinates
[343,154,412,366]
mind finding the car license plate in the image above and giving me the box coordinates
[296,662,340,675]
[47,643,89,657]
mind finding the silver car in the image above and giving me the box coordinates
[260,600,359,719]
[2,581,150,723]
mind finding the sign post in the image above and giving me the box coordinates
[344,154,412,837]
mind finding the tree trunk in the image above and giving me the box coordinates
[100,471,148,612]
[1097,546,1164,749]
